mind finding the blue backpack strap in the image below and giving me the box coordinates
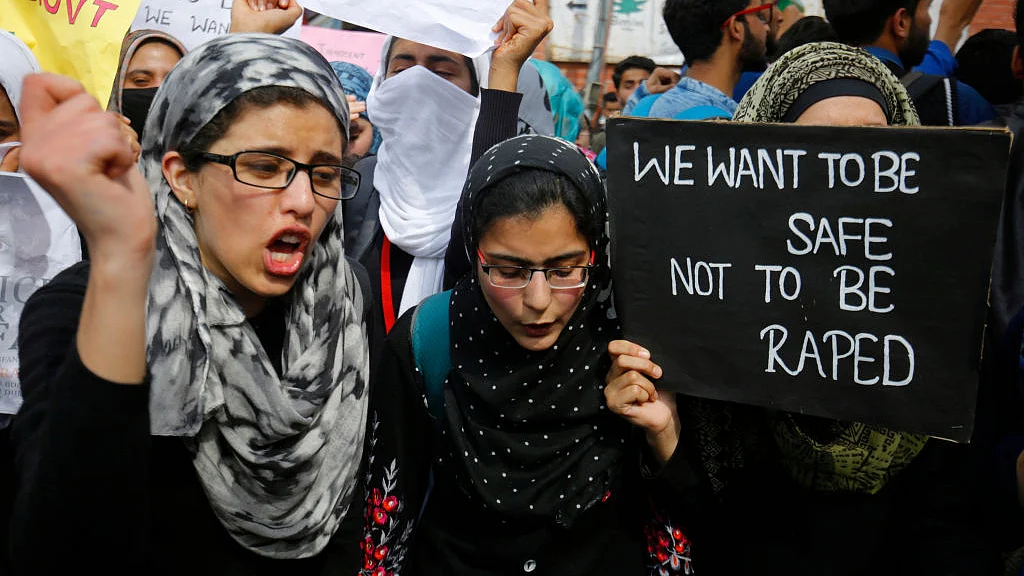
[673,105,732,121]
[596,93,668,171]
[631,93,663,118]
[412,290,453,422]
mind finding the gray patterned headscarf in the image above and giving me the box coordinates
[139,33,369,559]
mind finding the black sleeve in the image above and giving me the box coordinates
[10,262,153,573]
[444,88,525,289]
[640,432,704,513]
[637,401,706,527]
[358,311,433,574]
[470,88,524,164]
[634,397,709,570]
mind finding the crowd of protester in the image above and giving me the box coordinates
[4,0,1024,573]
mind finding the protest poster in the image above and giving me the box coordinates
[605,119,1010,441]
[0,173,82,416]
[548,0,683,65]
[1,0,143,105]
[300,0,508,57]
[130,0,300,51]
[300,26,386,74]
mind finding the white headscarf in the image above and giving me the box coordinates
[367,36,490,317]
[0,30,41,124]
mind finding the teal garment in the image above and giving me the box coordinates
[412,290,452,423]
[330,61,383,155]
[529,58,584,141]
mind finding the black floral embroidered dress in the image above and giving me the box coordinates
[359,312,700,576]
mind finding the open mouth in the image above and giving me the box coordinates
[264,229,311,277]
[523,322,555,337]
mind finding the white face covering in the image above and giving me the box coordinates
[367,63,480,316]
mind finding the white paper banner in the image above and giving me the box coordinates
[0,172,82,416]
[130,0,300,51]
[301,0,509,57]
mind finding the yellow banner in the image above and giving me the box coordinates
[1,0,142,106]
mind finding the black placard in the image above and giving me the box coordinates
[606,118,1011,442]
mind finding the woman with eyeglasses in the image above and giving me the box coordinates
[9,33,372,573]
[358,134,699,575]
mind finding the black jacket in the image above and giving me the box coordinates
[8,261,372,575]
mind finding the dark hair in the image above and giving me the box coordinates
[955,29,1023,105]
[771,16,840,60]
[825,0,919,46]
[470,170,602,253]
[602,91,619,103]
[179,86,333,171]
[383,41,480,96]
[612,56,656,88]
[663,0,748,63]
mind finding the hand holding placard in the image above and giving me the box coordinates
[604,339,681,464]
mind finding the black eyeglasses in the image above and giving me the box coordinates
[477,249,596,290]
[198,151,360,201]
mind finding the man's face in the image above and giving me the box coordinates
[738,1,771,72]
[604,99,623,117]
[616,67,651,104]
[767,4,784,55]
[900,0,932,68]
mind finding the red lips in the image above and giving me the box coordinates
[264,226,311,277]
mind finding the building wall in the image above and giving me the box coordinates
[972,0,1017,34]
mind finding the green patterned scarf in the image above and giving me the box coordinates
[773,416,927,494]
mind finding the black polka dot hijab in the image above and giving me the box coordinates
[443,134,628,526]
[140,34,368,558]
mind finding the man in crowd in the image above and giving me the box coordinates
[625,0,770,120]
[823,0,995,126]
[589,91,622,154]
[612,55,655,106]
